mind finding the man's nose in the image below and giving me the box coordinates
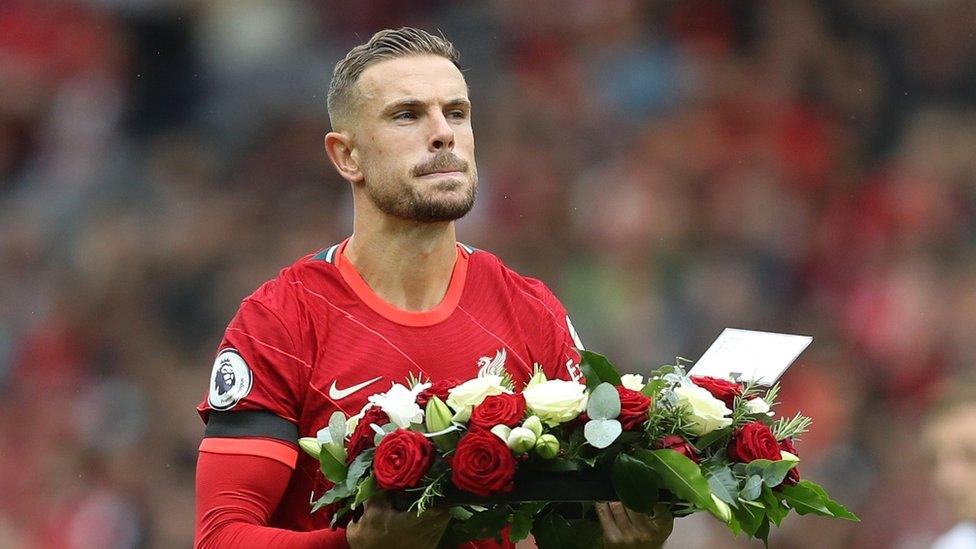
[428,111,455,152]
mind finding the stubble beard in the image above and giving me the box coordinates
[364,164,478,223]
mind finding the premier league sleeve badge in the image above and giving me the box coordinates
[208,348,253,410]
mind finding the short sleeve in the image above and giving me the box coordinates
[196,278,310,430]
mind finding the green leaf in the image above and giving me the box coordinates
[755,516,771,546]
[449,506,474,521]
[745,459,798,488]
[732,500,765,537]
[706,468,739,508]
[641,379,663,398]
[532,510,576,549]
[352,474,376,509]
[579,350,621,390]
[779,481,831,516]
[613,453,661,513]
[740,475,762,501]
[694,427,732,452]
[509,502,547,543]
[782,481,859,521]
[319,444,348,484]
[587,382,621,420]
[584,418,622,449]
[344,449,374,491]
[328,411,347,445]
[635,449,713,511]
[311,481,356,511]
[455,506,511,543]
[761,485,788,526]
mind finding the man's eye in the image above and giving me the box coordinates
[448,110,467,119]
[394,111,417,120]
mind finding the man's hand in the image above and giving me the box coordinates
[595,502,673,549]
[346,494,450,549]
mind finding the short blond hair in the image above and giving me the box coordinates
[327,27,460,130]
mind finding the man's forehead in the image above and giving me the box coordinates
[357,55,469,106]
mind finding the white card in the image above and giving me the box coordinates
[687,328,812,386]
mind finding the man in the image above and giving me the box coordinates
[926,381,976,548]
[194,28,673,548]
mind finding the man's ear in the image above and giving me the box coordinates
[324,132,364,183]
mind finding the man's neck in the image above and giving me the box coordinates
[343,216,458,313]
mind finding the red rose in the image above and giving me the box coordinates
[690,375,742,408]
[727,421,781,463]
[346,406,390,463]
[451,430,517,496]
[469,393,527,431]
[417,378,461,408]
[616,386,651,431]
[656,435,700,463]
[373,429,435,490]
[779,438,800,485]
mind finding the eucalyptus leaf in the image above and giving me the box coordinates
[372,422,397,446]
[587,383,621,420]
[707,468,740,507]
[740,475,762,501]
[584,418,622,449]
[613,453,660,513]
[328,411,347,445]
[745,459,798,488]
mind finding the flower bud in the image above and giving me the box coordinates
[522,416,544,438]
[526,370,548,389]
[507,427,537,453]
[298,437,321,459]
[709,494,732,523]
[490,424,512,442]
[534,433,560,459]
[425,396,454,433]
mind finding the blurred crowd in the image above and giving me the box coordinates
[1,1,975,547]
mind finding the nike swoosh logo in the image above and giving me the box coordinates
[328,376,383,400]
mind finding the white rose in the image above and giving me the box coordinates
[367,382,429,428]
[620,374,645,392]
[673,383,733,435]
[523,379,588,426]
[745,397,773,416]
[446,375,510,422]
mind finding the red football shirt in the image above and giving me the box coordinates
[196,238,584,533]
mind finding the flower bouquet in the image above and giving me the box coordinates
[299,350,857,547]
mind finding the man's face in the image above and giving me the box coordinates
[927,404,976,521]
[348,55,477,222]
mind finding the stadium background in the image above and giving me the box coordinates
[1,1,975,547]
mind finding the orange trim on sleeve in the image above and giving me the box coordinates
[199,437,299,469]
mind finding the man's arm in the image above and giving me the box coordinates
[195,443,350,549]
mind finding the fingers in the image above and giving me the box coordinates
[595,502,624,543]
